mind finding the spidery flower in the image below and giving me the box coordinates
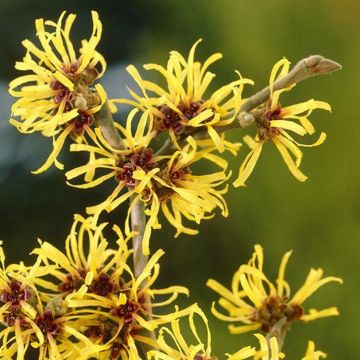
[234,58,330,187]
[147,304,214,360]
[66,109,231,255]
[63,249,190,359]
[149,136,230,238]
[31,214,132,300]
[113,39,253,152]
[227,333,284,360]
[65,109,161,252]
[208,245,342,334]
[0,242,100,359]
[9,11,107,173]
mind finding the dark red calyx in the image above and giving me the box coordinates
[110,301,138,325]
[264,106,282,121]
[70,110,94,136]
[251,295,304,333]
[178,101,201,120]
[0,279,33,310]
[69,62,79,74]
[58,273,75,292]
[51,80,73,104]
[89,273,116,296]
[115,148,157,186]
[58,269,87,293]
[157,100,208,134]
[36,310,60,336]
[110,342,124,359]
[4,312,29,327]
[158,105,184,134]
[169,166,190,182]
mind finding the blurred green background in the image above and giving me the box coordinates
[0,0,359,358]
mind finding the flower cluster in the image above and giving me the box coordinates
[208,245,342,334]
[0,216,193,359]
[9,11,106,173]
[9,11,332,254]
[66,109,230,254]
[7,10,341,360]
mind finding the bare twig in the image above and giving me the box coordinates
[266,318,288,353]
[94,101,124,150]
[130,198,148,277]
[240,55,342,113]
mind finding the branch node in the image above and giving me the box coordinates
[237,112,255,128]
[94,101,124,150]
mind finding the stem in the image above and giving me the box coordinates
[95,102,149,277]
[94,101,124,150]
[240,55,342,113]
[130,196,157,347]
[130,198,148,277]
[95,100,156,347]
[266,318,288,353]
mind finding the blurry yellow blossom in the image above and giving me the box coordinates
[302,341,327,360]
[113,39,253,152]
[234,58,330,187]
[227,334,284,360]
[9,11,106,173]
[208,245,342,334]
[147,304,213,360]
[227,334,324,360]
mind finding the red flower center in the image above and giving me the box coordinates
[115,148,157,186]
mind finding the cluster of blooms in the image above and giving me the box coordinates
[0,222,334,359]
[0,216,189,359]
[9,11,106,174]
[6,10,341,360]
[9,11,331,252]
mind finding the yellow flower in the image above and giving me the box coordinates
[208,245,342,335]
[65,109,160,253]
[227,334,284,360]
[31,214,132,300]
[64,249,190,359]
[233,58,330,187]
[113,39,253,152]
[147,304,213,360]
[151,136,230,238]
[228,334,324,360]
[25,216,190,359]
[66,109,230,255]
[9,11,107,174]
[0,242,100,359]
